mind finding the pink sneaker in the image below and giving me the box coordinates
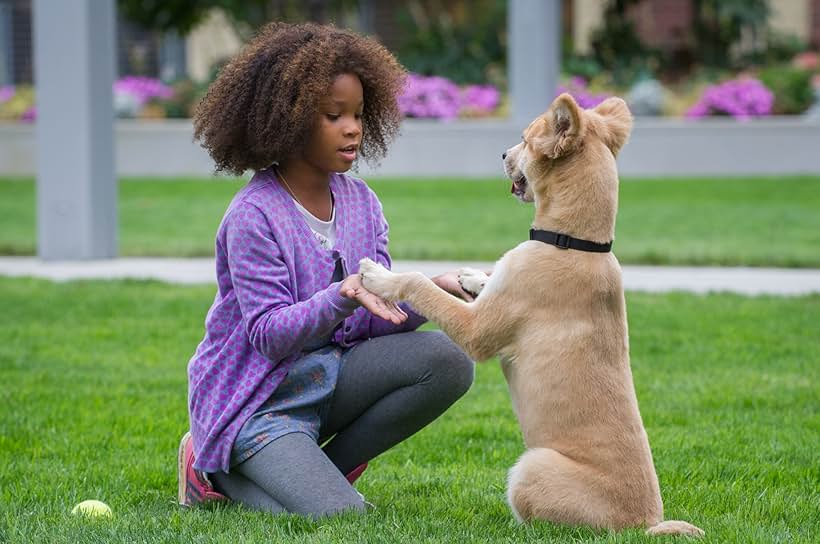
[177,431,229,507]
[345,462,368,485]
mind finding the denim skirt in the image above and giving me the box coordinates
[230,345,344,467]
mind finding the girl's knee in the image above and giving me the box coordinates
[307,493,367,519]
[425,331,475,396]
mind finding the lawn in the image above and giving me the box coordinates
[0,175,818,267]
[0,277,817,543]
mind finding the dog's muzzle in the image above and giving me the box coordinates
[511,176,528,197]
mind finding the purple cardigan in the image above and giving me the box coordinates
[187,169,426,472]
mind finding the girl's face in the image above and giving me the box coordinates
[303,72,364,174]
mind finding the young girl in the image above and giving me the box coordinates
[178,22,475,518]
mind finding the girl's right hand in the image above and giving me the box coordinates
[340,274,408,324]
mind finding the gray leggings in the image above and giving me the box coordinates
[210,330,474,518]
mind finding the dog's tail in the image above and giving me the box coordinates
[646,520,704,538]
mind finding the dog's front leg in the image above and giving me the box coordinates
[359,258,507,361]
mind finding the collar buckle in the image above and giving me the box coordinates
[555,233,570,249]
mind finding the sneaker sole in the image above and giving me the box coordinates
[177,431,191,507]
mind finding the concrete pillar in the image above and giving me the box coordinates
[33,0,117,260]
[159,31,187,82]
[358,0,375,34]
[508,0,561,127]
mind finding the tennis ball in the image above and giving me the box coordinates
[71,499,112,518]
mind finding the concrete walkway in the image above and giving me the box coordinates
[1,257,819,296]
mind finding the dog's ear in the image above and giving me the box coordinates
[530,93,585,159]
[593,97,633,157]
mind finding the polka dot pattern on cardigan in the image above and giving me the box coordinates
[187,170,426,473]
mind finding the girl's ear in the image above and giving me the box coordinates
[593,97,633,157]
[530,93,585,159]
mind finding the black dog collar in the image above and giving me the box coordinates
[529,228,612,253]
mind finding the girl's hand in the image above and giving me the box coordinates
[340,274,408,324]
[432,270,476,302]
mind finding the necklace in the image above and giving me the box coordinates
[275,166,333,219]
[275,167,303,207]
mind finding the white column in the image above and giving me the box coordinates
[508,0,561,127]
[33,0,117,260]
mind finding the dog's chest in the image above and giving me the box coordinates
[499,356,523,415]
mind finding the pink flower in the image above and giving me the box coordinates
[0,85,14,104]
[399,74,461,119]
[20,106,37,123]
[686,77,773,120]
[462,84,501,114]
[792,51,819,72]
[113,76,173,106]
[398,73,501,119]
[556,77,609,109]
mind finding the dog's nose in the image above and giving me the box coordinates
[502,152,507,160]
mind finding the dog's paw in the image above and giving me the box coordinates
[458,267,488,297]
[359,258,402,301]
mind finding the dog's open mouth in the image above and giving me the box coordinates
[510,176,528,197]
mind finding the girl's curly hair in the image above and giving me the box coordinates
[193,22,407,175]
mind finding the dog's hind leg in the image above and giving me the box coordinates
[507,448,615,529]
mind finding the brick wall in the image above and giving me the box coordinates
[630,0,693,51]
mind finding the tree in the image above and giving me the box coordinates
[117,0,217,34]
[691,0,769,69]
[118,0,359,37]
[395,0,506,86]
[589,0,654,86]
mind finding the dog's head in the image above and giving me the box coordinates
[503,93,633,208]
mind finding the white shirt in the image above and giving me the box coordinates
[293,199,336,250]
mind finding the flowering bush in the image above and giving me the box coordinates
[399,74,461,119]
[1,77,179,122]
[460,84,502,117]
[114,76,174,118]
[686,77,774,120]
[0,85,36,122]
[4,68,815,123]
[556,76,610,109]
[759,66,814,115]
[398,73,500,119]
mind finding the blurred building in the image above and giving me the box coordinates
[185,0,820,83]
[1,0,820,86]
[571,0,820,55]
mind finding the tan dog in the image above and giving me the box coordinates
[359,93,703,537]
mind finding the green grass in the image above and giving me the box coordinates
[0,277,817,542]
[1,176,819,266]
